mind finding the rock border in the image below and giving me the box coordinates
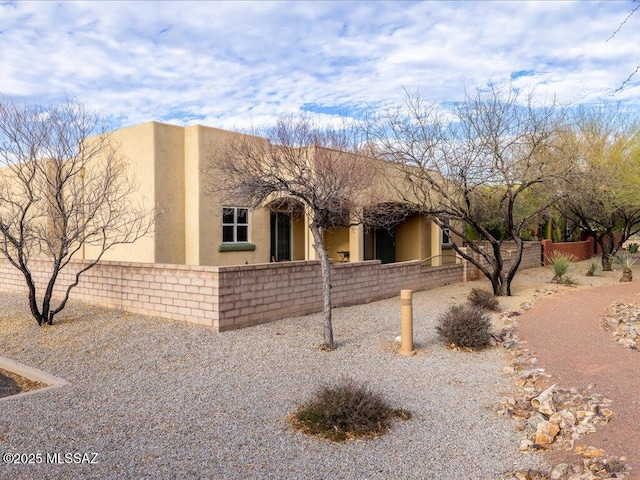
[497,292,629,480]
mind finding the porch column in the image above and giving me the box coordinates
[349,224,364,262]
[430,221,442,266]
[304,208,317,260]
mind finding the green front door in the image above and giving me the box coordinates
[375,227,396,264]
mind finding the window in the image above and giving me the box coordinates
[442,227,452,246]
[222,207,249,243]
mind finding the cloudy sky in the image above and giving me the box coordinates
[0,0,638,130]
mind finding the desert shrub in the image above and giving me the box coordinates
[614,251,636,271]
[436,304,492,350]
[467,288,500,311]
[628,243,639,254]
[586,261,599,277]
[546,251,576,283]
[290,378,411,442]
[613,252,636,282]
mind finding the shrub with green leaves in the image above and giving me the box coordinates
[436,304,492,350]
[545,251,576,283]
[586,261,599,277]
[290,378,411,442]
[613,252,636,282]
[628,243,639,254]
[467,288,500,311]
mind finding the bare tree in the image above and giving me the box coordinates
[0,98,153,326]
[560,105,640,270]
[365,85,570,296]
[206,115,392,350]
[609,0,639,92]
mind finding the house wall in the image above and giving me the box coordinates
[154,123,186,264]
[292,215,306,261]
[190,126,272,266]
[396,214,430,262]
[184,125,201,265]
[76,121,444,269]
[323,227,350,262]
[84,123,158,263]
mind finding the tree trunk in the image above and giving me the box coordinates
[505,237,525,296]
[18,258,46,326]
[491,276,506,296]
[310,225,334,350]
[599,233,614,271]
[490,242,507,296]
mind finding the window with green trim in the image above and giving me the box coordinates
[222,207,249,243]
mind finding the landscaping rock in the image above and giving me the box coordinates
[497,312,628,480]
[535,420,560,445]
[550,463,569,479]
[599,302,640,349]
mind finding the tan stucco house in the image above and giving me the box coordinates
[84,121,452,267]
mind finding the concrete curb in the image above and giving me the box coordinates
[0,356,70,403]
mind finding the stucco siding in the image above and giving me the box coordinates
[154,122,186,264]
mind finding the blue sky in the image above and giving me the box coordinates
[0,1,638,130]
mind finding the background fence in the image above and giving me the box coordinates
[541,238,594,264]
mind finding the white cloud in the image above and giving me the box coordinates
[0,0,638,130]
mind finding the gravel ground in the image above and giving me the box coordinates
[0,260,622,479]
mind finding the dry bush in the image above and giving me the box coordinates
[467,288,500,311]
[290,378,411,442]
[436,305,492,350]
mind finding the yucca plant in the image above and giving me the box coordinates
[586,261,599,277]
[613,252,636,282]
[545,251,576,284]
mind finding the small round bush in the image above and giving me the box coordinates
[436,304,492,350]
[290,378,411,442]
[467,288,500,311]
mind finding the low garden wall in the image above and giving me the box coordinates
[0,257,462,332]
[541,238,594,265]
[460,241,542,280]
[0,243,543,332]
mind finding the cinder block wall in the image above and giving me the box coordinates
[216,260,463,331]
[0,259,219,327]
[460,241,542,280]
[0,257,462,332]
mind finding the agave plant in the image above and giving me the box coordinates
[545,251,576,284]
[613,252,636,282]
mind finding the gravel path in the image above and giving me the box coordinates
[0,263,618,480]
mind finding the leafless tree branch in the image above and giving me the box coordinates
[0,97,154,325]
[206,114,399,349]
[364,84,572,296]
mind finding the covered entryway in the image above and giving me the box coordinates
[363,203,442,264]
[270,211,291,261]
[374,227,396,264]
[268,199,305,262]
